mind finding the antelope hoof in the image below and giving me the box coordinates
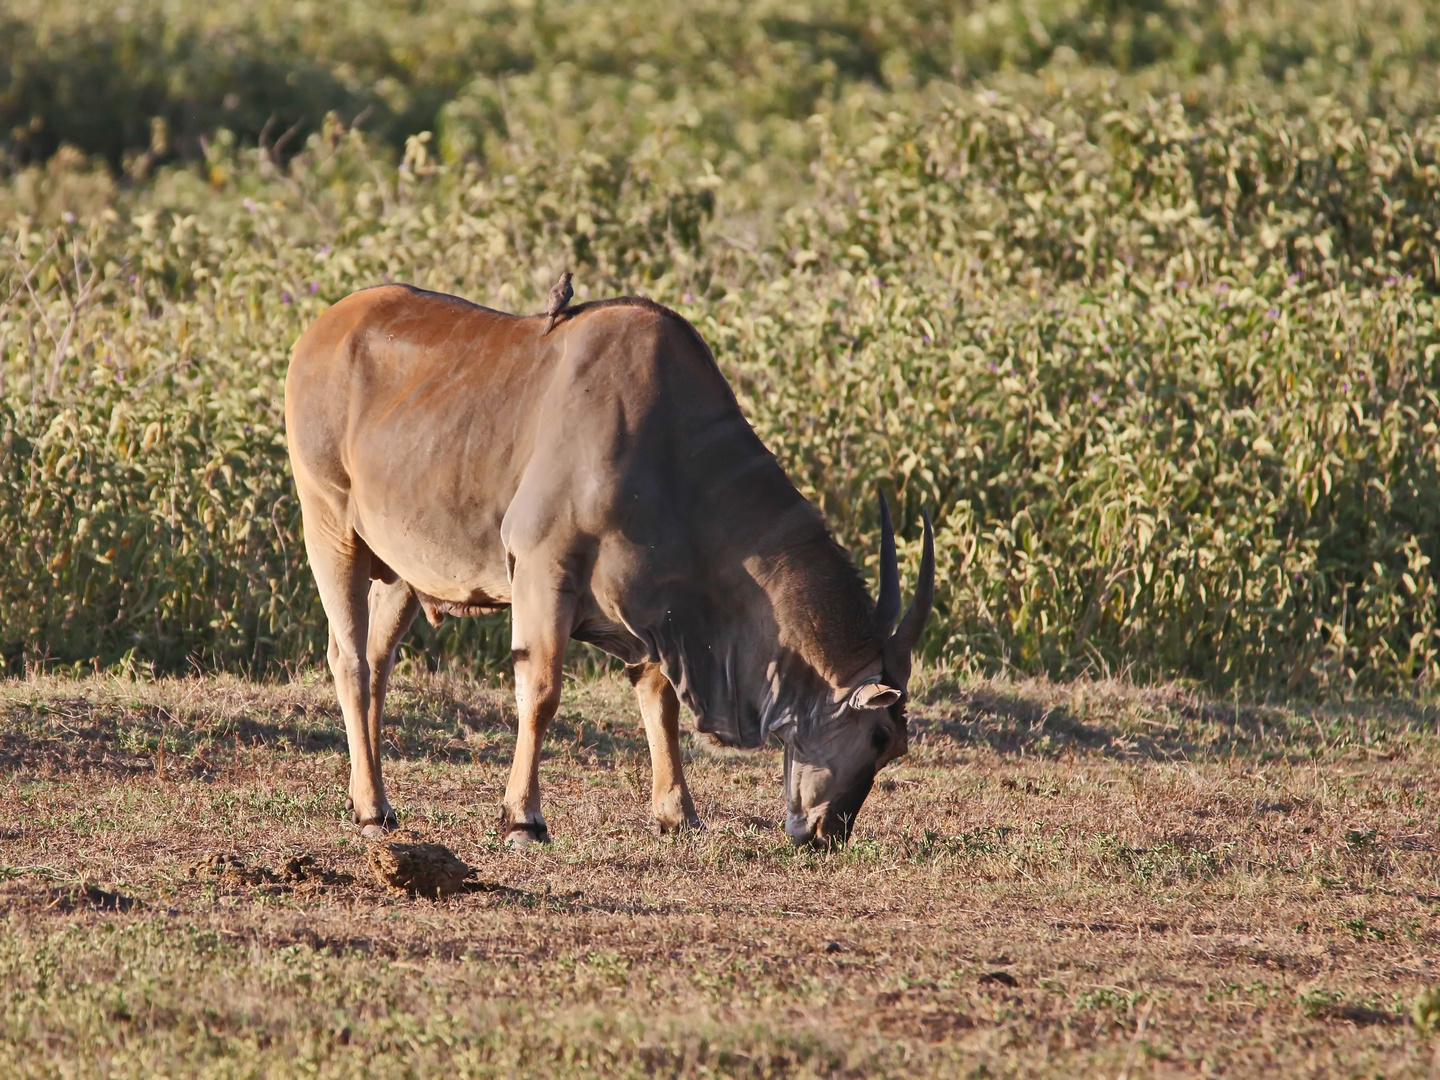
[653,814,705,837]
[652,789,702,835]
[504,824,551,849]
[500,809,550,848]
[357,807,398,838]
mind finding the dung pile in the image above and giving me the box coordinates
[277,853,356,893]
[365,839,474,898]
[187,852,354,895]
[188,853,277,888]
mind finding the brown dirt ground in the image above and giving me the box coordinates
[3,668,1440,1077]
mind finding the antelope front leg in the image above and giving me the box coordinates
[500,576,575,848]
[629,662,701,834]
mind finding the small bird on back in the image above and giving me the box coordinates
[543,270,573,334]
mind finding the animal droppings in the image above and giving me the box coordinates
[186,852,354,895]
[188,853,276,887]
[365,840,474,898]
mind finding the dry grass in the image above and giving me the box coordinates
[3,667,1440,1076]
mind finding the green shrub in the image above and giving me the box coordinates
[731,91,1440,688]
[4,5,1440,692]
[6,1,1440,168]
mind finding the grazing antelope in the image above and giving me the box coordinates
[285,284,933,847]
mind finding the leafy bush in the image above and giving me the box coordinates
[6,0,1440,168]
[4,3,1440,693]
[732,91,1440,688]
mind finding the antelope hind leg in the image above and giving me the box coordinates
[351,577,419,829]
[303,515,393,837]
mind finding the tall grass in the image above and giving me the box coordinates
[2,2,1440,692]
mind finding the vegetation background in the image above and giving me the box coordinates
[3,0,1440,694]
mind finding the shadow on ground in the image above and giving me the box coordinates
[0,685,530,777]
[4,675,1437,778]
[912,680,1440,762]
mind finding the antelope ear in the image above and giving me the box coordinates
[849,682,903,711]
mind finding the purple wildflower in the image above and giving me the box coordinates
[280,291,292,304]
[1266,309,1278,318]
[308,282,319,295]
[683,293,695,303]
